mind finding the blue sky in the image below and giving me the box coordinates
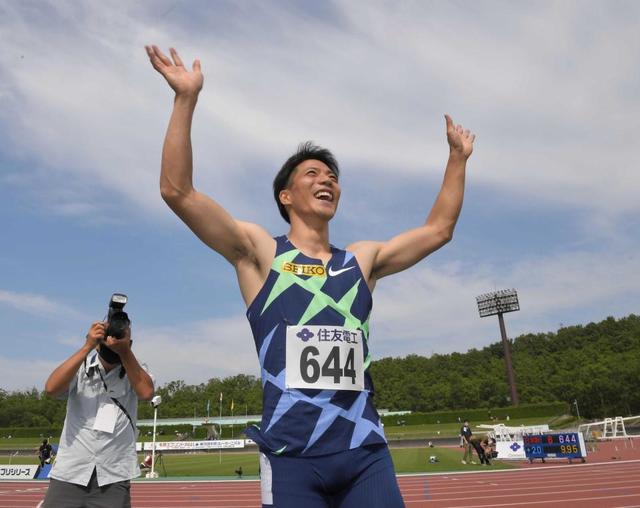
[1,1,638,391]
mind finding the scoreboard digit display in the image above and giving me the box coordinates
[523,433,586,461]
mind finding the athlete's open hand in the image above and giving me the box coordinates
[445,114,475,159]
[145,45,203,97]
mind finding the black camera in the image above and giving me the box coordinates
[105,293,130,340]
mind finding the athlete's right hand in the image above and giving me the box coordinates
[145,45,203,97]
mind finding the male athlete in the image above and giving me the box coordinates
[146,45,475,508]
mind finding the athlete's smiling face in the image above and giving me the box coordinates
[280,159,341,222]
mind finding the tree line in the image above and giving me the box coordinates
[371,314,640,418]
[1,314,638,428]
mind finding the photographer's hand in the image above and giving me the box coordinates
[106,328,155,401]
[44,321,106,398]
[103,330,131,357]
[85,321,106,349]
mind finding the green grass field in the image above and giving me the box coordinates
[3,446,515,477]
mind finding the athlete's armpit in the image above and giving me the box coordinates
[346,241,384,289]
[235,224,276,306]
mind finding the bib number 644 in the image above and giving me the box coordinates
[286,326,365,391]
[300,346,356,384]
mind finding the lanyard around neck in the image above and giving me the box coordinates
[86,354,135,433]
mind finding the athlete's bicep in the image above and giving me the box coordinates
[369,225,449,280]
[166,189,259,265]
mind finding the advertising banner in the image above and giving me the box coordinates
[143,439,245,451]
[0,465,39,480]
[495,440,526,460]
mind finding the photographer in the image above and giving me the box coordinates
[41,309,154,508]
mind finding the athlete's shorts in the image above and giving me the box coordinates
[259,443,405,508]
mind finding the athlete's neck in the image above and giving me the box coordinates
[287,222,332,263]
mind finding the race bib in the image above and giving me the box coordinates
[285,325,364,391]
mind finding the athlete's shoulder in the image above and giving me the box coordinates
[345,240,383,262]
[236,221,275,251]
[236,220,271,237]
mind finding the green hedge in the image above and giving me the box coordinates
[0,426,62,438]
[2,421,260,441]
[381,402,569,426]
[0,424,212,440]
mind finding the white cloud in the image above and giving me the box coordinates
[133,315,260,388]
[2,243,638,391]
[1,1,638,224]
[0,356,58,392]
[1,1,639,391]
[2,313,260,391]
[371,245,640,357]
[0,289,80,317]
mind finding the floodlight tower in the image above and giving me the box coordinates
[476,289,520,406]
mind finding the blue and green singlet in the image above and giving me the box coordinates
[245,235,386,456]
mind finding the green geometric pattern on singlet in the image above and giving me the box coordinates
[261,249,371,368]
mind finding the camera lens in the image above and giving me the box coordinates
[106,311,130,339]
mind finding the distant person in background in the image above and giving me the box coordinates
[140,454,153,470]
[469,434,494,465]
[38,439,53,467]
[483,436,497,462]
[40,320,154,508]
[460,420,474,464]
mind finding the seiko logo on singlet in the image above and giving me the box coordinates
[282,262,326,277]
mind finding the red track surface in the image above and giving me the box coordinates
[2,441,639,507]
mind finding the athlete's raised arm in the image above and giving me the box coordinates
[350,114,475,286]
[145,46,274,301]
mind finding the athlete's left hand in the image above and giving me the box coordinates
[445,114,475,159]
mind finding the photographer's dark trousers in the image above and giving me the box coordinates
[41,468,131,508]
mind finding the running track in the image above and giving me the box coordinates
[2,459,639,508]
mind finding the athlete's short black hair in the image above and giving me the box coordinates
[273,141,340,223]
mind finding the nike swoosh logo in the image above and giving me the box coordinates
[327,266,355,277]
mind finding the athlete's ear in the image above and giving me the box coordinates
[279,189,292,206]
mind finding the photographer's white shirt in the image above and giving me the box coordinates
[50,352,149,487]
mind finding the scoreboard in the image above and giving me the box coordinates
[523,433,587,461]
